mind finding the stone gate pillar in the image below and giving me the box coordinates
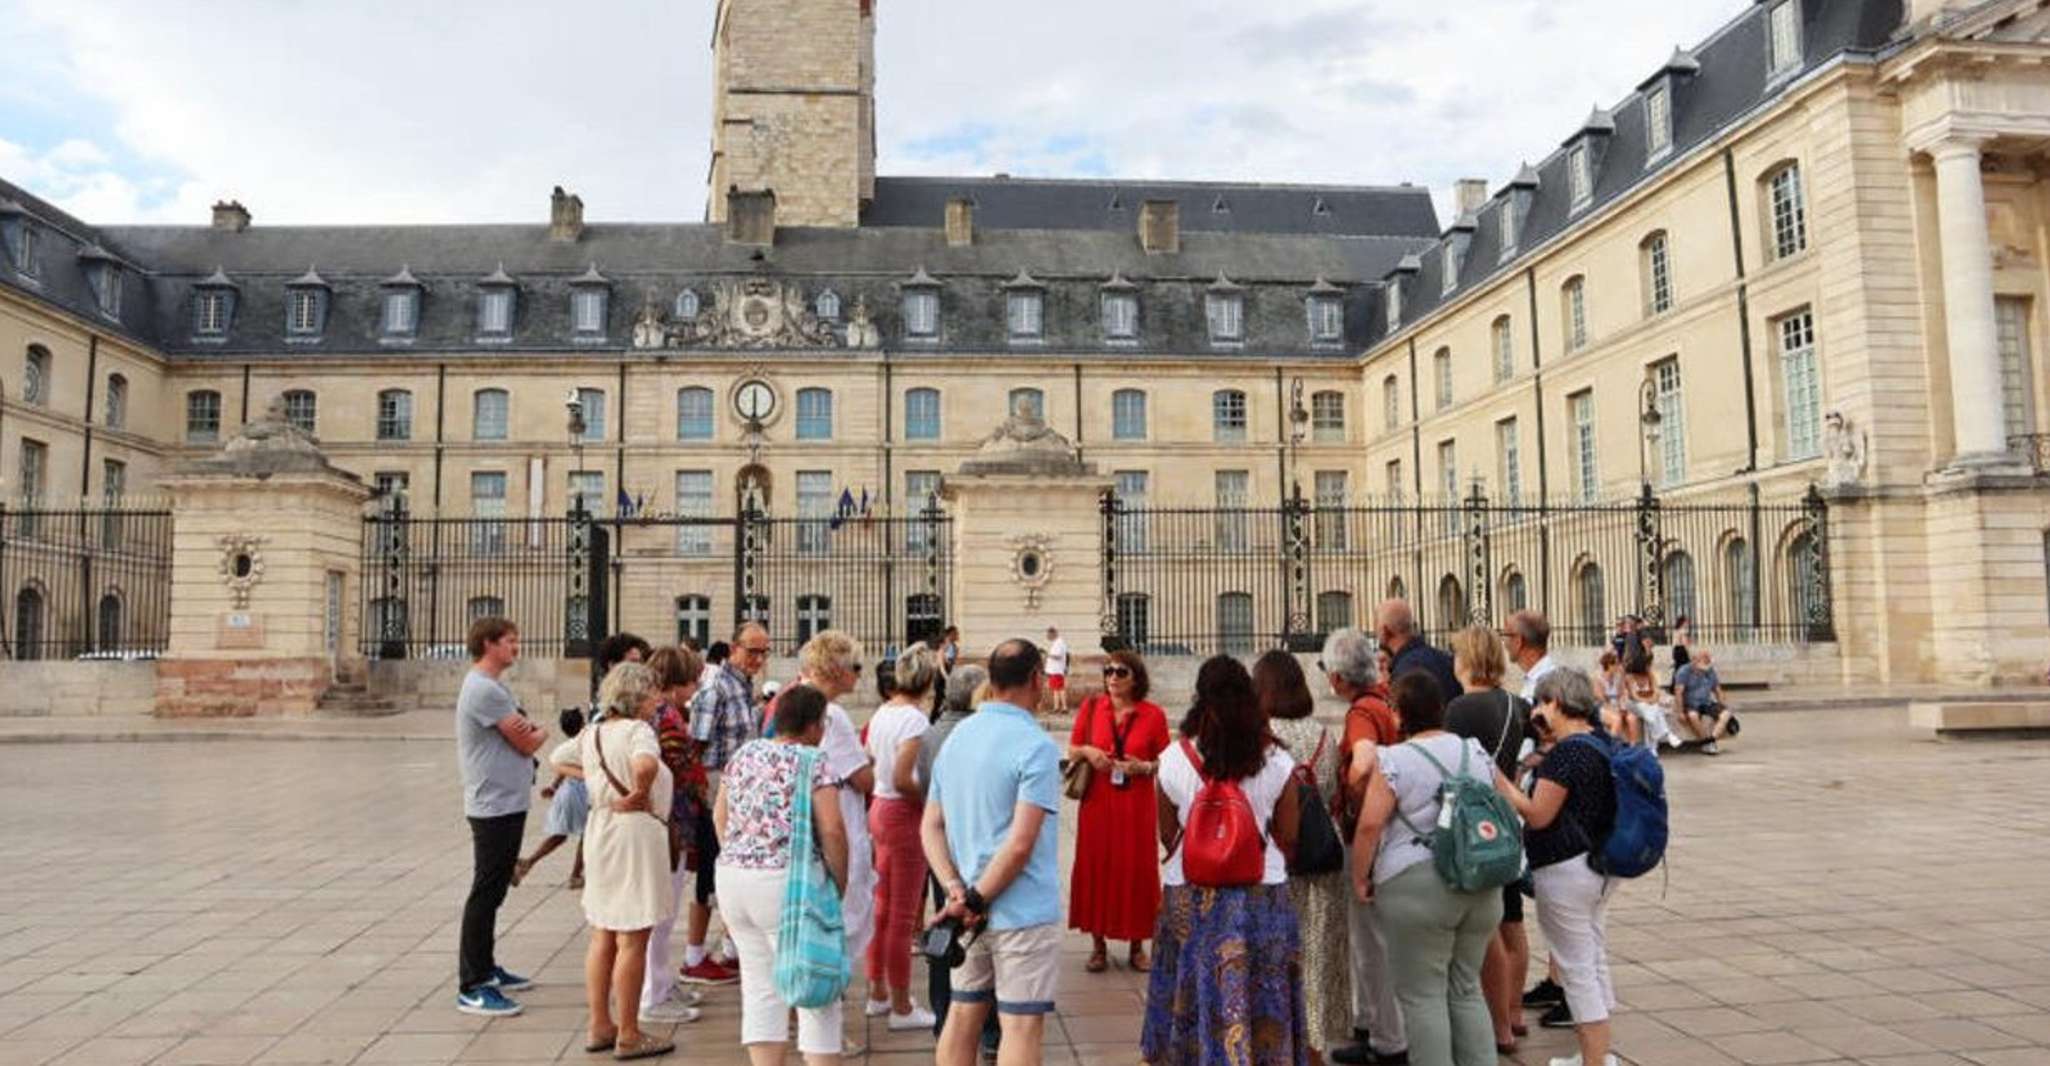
[155,401,372,716]
[942,407,1112,661]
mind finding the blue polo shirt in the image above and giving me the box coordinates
[928,701,1062,931]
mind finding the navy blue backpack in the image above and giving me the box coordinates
[1568,733,1668,878]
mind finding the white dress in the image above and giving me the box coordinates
[578,716,677,931]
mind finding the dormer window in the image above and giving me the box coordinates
[1003,272,1044,343]
[902,268,941,341]
[815,290,841,321]
[476,264,517,341]
[193,268,237,338]
[1103,292,1138,341]
[1645,83,1673,161]
[1206,277,1244,345]
[1568,145,1593,211]
[1498,198,1519,263]
[1384,282,1402,334]
[8,222,36,278]
[1766,0,1802,77]
[1307,292,1344,346]
[381,265,422,341]
[1441,244,1461,296]
[570,264,610,341]
[80,246,121,317]
[284,267,329,339]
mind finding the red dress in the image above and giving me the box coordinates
[1067,696,1170,942]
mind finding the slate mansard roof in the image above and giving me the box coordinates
[0,170,1440,360]
[1366,0,1906,349]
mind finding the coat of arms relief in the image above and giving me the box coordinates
[630,279,879,351]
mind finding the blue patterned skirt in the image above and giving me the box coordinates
[543,777,589,837]
[1141,883,1307,1066]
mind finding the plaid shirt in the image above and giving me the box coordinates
[690,661,759,771]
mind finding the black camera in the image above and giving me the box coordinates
[921,918,972,969]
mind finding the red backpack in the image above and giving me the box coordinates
[1176,739,1268,887]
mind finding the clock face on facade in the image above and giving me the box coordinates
[735,380,777,423]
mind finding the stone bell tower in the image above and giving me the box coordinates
[707,0,876,228]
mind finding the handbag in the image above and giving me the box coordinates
[775,746,852,1009]
[1285,731,1346,877]
[1061,697,1102,801]
[591,719,681,872]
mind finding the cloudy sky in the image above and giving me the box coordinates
[1,1,1739,229]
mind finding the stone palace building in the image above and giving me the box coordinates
[2,0,2049,702]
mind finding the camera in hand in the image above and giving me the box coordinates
[921,917,974,969]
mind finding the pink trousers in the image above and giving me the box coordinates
[865,796,927,990]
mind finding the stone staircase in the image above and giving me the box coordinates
[316,680,404,718]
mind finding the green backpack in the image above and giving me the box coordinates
[1392,740,1526,894]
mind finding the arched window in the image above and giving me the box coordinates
[815,290,841,321]
[186,390,222,443]
[23,344,50,405]
[1383,374,1402,430]
[1311,391,1345,442]
[677,387,714,441]
[1112,389,1147,441]
[674,288,700,319]
[905,387,941,441]
[676,595,713,649]
[104,374,128,430]
[467,596,505,621]
[1725,537,1756,641]
[1502,571,1529,614]
[282,389,317,435]
[473,388,509,441]
[1663,551,1698,630]
[795,388,833,440]
[1574,561,1606,646]
[1640,231,1673,316]
[1387,576,1408,601]
[1491,315,1515,383]
[1786,531,1822,635]
[1008,387,1045,422]
[1217,592,1255,655]
[575,387,606,441]
[1212,389,1248,442]
[95,592,123,652]
[1437,575,1465,634]
[1561,276,1588,353]
[376,389,413,441]
[1433,347,1453,410]
[1764,161,1807,261]
[796,594,833,644]
[1315,591,1354,636]
[13,585,46,661]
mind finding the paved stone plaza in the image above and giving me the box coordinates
[2,707,2048,1066]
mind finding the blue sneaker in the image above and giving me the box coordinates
[456,986,522,1017]
[484,966,533,992]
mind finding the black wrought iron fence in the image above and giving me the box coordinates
[0,499,173,660]
[360,498,952,660]
[1102,484,1832,658]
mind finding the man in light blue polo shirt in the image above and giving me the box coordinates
[923,637,1061,1066]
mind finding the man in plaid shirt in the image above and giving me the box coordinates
[679,621,770,984]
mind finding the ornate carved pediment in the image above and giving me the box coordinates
[632,280,870,351]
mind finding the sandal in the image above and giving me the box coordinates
[584,1033,617,1054]
[1085,948,1108,973]
[568,874,585,891]
[612,1033,675,1061]
[510,858,532,888]
[1128,945,1150,973]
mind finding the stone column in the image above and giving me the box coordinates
[155,403,372,716]
[1929,135,2013,467]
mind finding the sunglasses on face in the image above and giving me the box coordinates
[1102,665,1131,679]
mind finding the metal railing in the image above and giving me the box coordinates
[1101,483,1833,658]
[0,499,174,660]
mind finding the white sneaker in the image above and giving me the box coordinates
[671,987,704,1008]
[886,1005,937,1031]
[865,997,893,1017]
[1547,1055,1618,1066]
[642,999,702,1023]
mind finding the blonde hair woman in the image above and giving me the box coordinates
[793,630,878,1048]
[1445,624,1533,1056]
[580,661,678,1060]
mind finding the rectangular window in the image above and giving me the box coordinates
[1207,293,1244,343]
[904,291,939,339]
[1434,350,1453,411]
[377,392,413,441]
[577,388,606,441]
[1441,245,1461,296]
[91,265,121,315]
[1112,390,1147,441]
[905,470,942,550]
[1114,470,1149,553]
[569,471,606,517]
[12,224,36,277]
[186,391,221,443]
[1654,358,1687,487]
[1384,377,1402,431]
[1570,390,1598,502]
[676,471,714,555]
[1768,0,1802,75]
[1998,296,2037,441]
[1498,199,1519,262]
[20,439,46,503]
[1309,296,1344,343]
[1385,283,1402,333]
[1316,592,1354,636]
[1565,279,1588,353]
[1492,318,1515,383]
[1214,470,1250,552]
[196,291,229,335]
[572,289,606,334]
[474,390,508,441]
[288,290,320,334]
[102,458,126,501]
[1779,310,1822,459]
[478,290,513,335]
[796,389,833,441]
[796,470,833,555]
[677,388,715,440]
[1770,165,1808,260]
[1646,84,1672,160]
[1213,391,1248,443]
[1496,418,1523,506]
[1314,470,1348,550]
[1103,292,1138,340]
[905,389,941,441]
[1006,291,1043,340]
[1645,234,1673,315]
[1386,459,1404,499]
[1217,592,1256,656]
[1437,440,1459,531]
[383,290,417,335]
[283,391,317,434]
[1311,392,1345,443]
[470,472,508,554]
[1569,145,1592,209]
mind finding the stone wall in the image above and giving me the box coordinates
[155,658,330,718]
[0,661,157,717]
[367,655,890,717]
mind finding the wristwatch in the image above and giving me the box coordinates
[963,887,988,916]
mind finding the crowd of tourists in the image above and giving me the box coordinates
[451,602,1679,1066]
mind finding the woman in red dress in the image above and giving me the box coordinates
[1067,649,1170,973]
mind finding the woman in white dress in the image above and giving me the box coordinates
[579,661,679,1061]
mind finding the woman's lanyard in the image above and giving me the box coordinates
[1107,702,1136,787]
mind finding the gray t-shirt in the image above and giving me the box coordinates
[1371,733,1494,885]
[456,668,533,818]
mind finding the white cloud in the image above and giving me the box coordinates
[4,0,1749,227]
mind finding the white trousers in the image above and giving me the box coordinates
[720,863,844,1053]
[1533,858,1617,1024]
[839,788,877,966]
[1346,848,1407,1054]
[639,853,691,1011]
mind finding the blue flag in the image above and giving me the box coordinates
[616,488,635,518]
[828,488,856,531]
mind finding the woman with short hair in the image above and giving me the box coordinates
[1067,648,1169,974]
[1444,624,1532,1054]
[861,644,941,1027]
[1497,669,1620,1066]
[716,684,852,1066]
[639,645,707,1025]
[579,661,679,1061]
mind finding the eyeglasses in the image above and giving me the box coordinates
[1102,665,1131,679]
[739,644,771,656]
[1314,660,1326,673]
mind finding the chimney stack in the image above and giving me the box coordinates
[945,197,975,247]
[725,187,778,247]
[1139,199,1180,255]
[549,186,585,242]
[210,200,250,232]
[1452,179,1489,218]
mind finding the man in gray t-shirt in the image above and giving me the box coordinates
[453,618,546,1017]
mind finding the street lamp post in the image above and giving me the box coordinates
[1636,372,1664,492]
[1287,376,1308,497]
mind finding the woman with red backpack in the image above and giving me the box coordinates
[1142,656,1306,1066]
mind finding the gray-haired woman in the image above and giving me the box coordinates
[1495,668,1619,1066]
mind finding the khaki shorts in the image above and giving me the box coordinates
[951,923,1060,1015]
